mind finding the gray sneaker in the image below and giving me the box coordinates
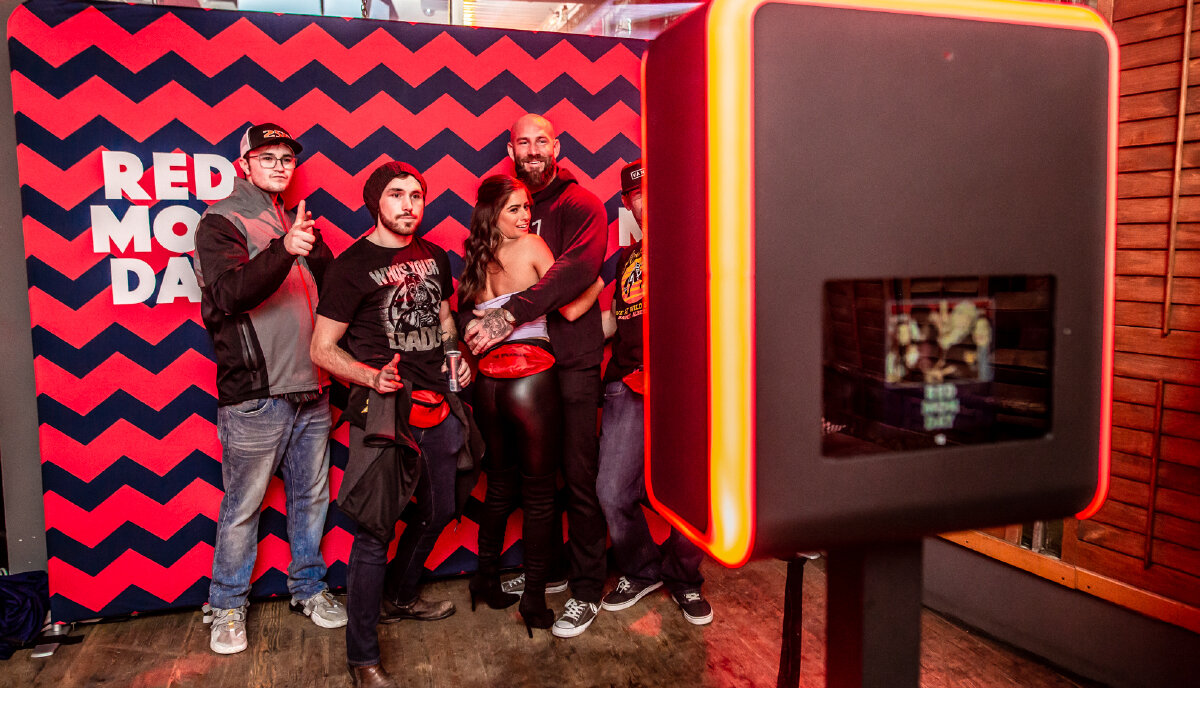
[289,590,348,629]
[500,573,569,596]
[552,598,600,638]
[205,604,248,655]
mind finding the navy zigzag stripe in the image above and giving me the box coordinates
[47,562,356,624]
[50,578,210,624]
[430,547,482,578]
[31,322,213,377]
[14,114,232,170]
[48,518,218,575]
[26,256,111,309]
[10,45,641,118]
[43,452,221,507]
[21,0,645,59]
[43,440,348,511]
[16,115,640,182]
[27,252,204,314]
[37,387,217,443]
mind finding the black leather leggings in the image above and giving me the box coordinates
[473,367,562,597]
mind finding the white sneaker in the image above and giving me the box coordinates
[552,598,600,638]
[289,590,348,629]
[205,604,248,654]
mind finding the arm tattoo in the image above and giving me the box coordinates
[481,309,513,339]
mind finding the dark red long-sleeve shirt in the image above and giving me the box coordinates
[501,167,607,370]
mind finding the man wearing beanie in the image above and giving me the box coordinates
[465,113,609,638]
[596,160,712,626]
[191,122,345,656]
[311,161,474,687]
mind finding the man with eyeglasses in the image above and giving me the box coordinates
[192,122,345,656]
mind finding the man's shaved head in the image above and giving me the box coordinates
[510,113,556,142]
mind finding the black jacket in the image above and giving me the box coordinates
[338,383,485,540]
[192,178,334,405]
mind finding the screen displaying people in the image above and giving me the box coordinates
[822,276,1054,458]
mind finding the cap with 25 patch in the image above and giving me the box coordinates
[239,123,303,158]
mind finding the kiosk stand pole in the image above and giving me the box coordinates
[825,539,925,687]
[776,555,809,687]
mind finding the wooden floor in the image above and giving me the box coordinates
[0,557,1086,688]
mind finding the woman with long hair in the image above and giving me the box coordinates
[458,174,598,634]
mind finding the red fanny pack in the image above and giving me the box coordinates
[621,369,645,395]
[478,343,556,378]
[409,390,450,428]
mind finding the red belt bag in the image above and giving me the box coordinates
[409,389,450,428]
[621,369,645,395]
[478,342,556,378]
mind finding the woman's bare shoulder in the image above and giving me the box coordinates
[508,232,550,255]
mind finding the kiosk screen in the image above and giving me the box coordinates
[822,275,1055,458]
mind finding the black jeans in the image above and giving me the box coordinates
[345,414,461,667]
[474,369,561,597]
[555,365,607,602]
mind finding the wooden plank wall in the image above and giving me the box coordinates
[1071,0,1200,613]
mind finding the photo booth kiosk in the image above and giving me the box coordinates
[642,0,1117,686]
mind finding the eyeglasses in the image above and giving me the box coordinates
[249,153,296,169]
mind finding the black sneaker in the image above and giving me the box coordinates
[551,598,600,638]
[600,577,663,612]
[671,589,713,625]
[499,573,569,596]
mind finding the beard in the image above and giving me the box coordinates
[381,212,419,236]
[515,154,555,191]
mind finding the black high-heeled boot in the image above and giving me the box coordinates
[469,573,520,611]
[518,593,554,638]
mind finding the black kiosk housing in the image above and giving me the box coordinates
[641,0,1117,565]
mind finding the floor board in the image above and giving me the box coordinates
[0,558,1085,688]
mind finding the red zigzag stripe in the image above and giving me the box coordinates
[47,527,354,611]
[16,145,106,210]
[40,416,221,480]
[18,146,240,212]
[44,477,359,548]
[34,351,216,413]
[11,76,639,151]
[29,287,205,348]
[46,472,345,545]
[291,154,513,209]
[48,543,214,610]
[44,479,222,546]
[9,8,641,92]
[23,219,98,280]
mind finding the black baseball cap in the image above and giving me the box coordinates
[621,159,644,195]
[239,123,303,157]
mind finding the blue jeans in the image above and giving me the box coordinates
[209,394,332,610]
[346,413,462,667]
[596,381,704,594]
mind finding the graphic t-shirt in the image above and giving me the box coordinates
[604,240,644,384]
[317,236,454,392]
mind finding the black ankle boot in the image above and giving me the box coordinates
[469,573,520,611]
[518,594,554,638]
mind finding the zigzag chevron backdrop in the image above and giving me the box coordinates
[9,0,644,622]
